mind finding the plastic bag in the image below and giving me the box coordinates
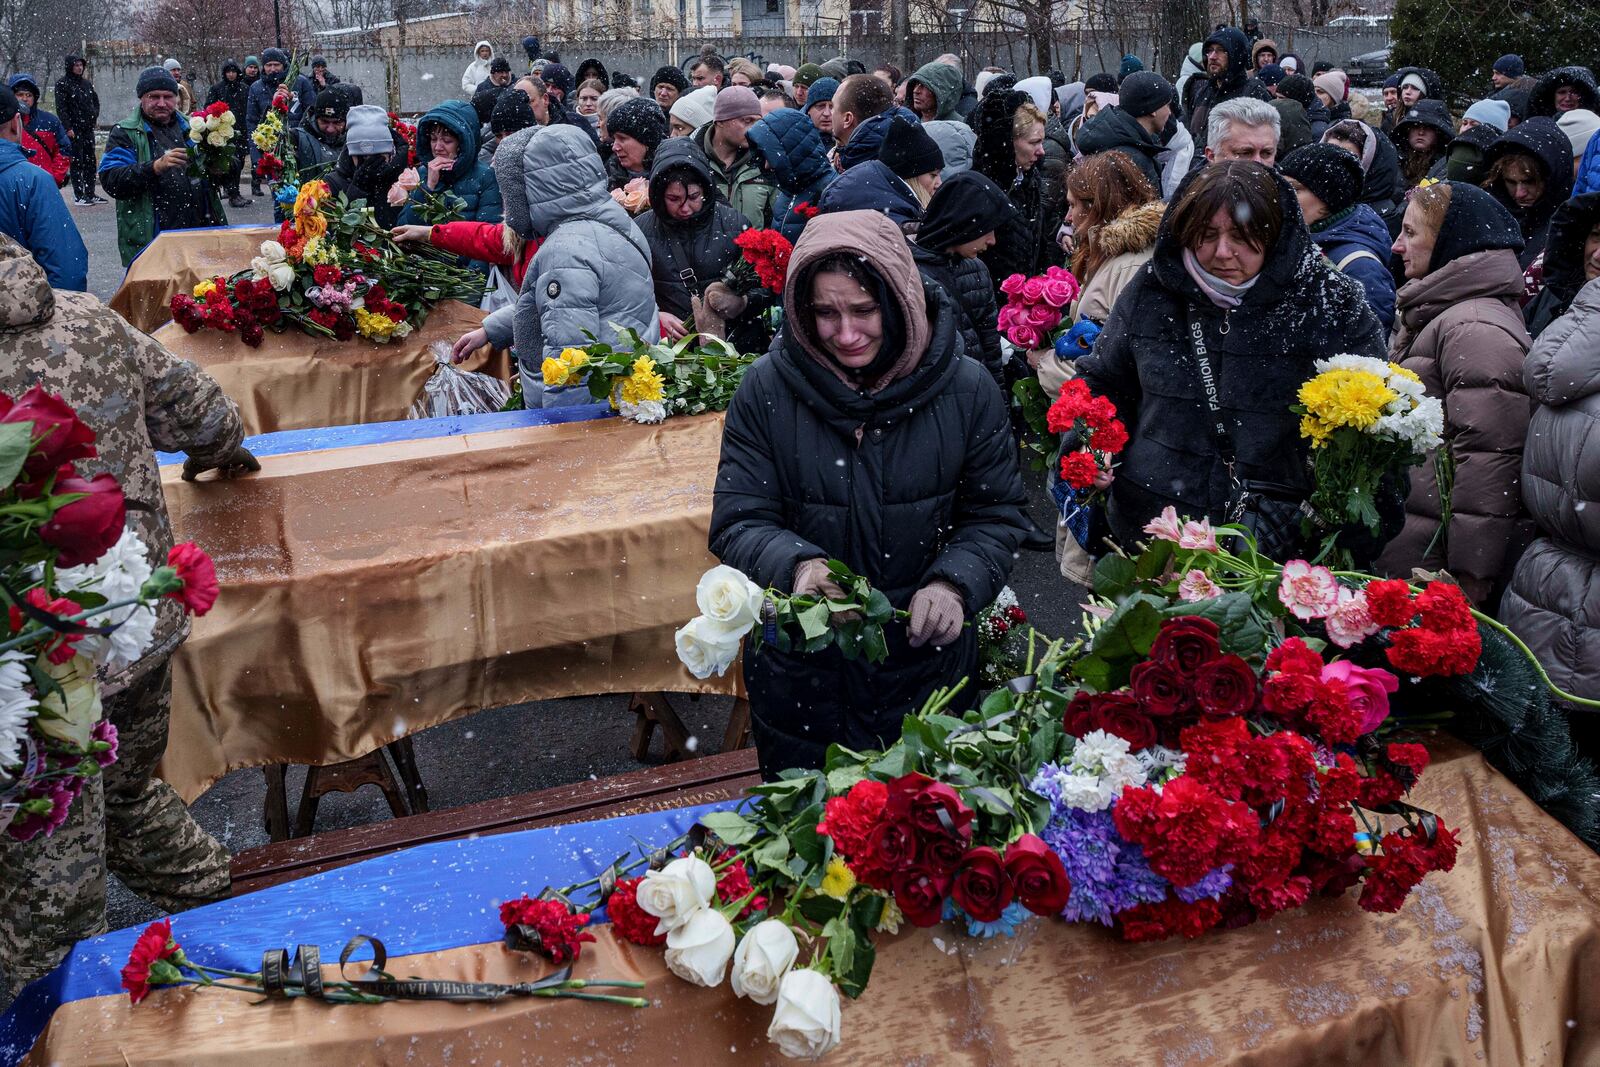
[408,341,512,419]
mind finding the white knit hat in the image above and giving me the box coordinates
[669,85,717,132]
[1557,108,1600,158]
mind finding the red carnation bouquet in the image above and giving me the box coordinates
[727,228,794,296]
[1046,378,1126,491]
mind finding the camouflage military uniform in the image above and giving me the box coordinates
[0,235,245,996]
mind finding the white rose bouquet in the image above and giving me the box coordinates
[187,101,239,178]
[674,561,909,680]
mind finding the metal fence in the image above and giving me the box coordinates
[80,25,1391,116]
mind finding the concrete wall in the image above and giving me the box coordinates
[78,26,1389,119]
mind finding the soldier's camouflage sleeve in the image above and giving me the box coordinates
[123,319,245,465]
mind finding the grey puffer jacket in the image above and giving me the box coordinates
[1502,278,1600,701]
[483,124,658,406]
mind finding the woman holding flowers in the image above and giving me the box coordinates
[1075,161,1386,551]
[710,210,1030,779]
[1376,181,1533,607]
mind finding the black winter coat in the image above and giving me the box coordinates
[325,129,411,229]
[710,277,1028,777]
[1186,28,1273,141]
[54,62,99,134]
[911,243,1005,389]
[1076,171,1387,547]
[1075,106,1164,192]
[634,138,768,352]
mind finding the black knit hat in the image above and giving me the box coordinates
[651,65,689,94]
[541,63,573,98]
[878,115,943,178]
[607,97,668,150]
[473,85,506,124]
[1119,71,1174,118]
[1278,74,1316,108]
[1085,72,1118,94]
[313,83,362,121]
[916,170,1019,251]
[135,66,179,98]
[1427,180,1525,272]
[490,85,536,135]
[1279,143,1364,217]
[1395,98,1455,140]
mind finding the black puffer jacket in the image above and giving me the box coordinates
[326,128,411,228]
[912,245,1004,387]
[1485,117,1575,269]
[1186,27,1273,141]
[1076,166,1388,548]
[710,211,1029,777]
[634,139,767,352]
[1075,105,1164,191]
[54,54,99,134]
[1525,192,1600,339]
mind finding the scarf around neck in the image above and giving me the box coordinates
[1182,247,1260,309]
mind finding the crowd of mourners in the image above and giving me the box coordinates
[3,26,1600,991]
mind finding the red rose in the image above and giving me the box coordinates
[165,542,220,616]
[41,472,126,567]
[0,385,98,481]
[1363,579,1416,628]
[1129,659,1193,717]
[892,865,951,927]
[1093,697,1158,749]
[1150,616,1222,677]
[1003,834,1071,915]
[1063,690,1097,735]
[909,780,975,842]
[922,832,966,875]
[240,321,266,348]
[951,846,1014,922]
[868,819,920,873]
[1193,654,1257,718]
[1059,450,1100,489]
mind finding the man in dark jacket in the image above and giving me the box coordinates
[205,60,252,206]
[1075,71,1171,191]
[1186,26,1271,142]
[55,54,102,204]
[246,47,316,156]
[101,67,225,267]
[1270,75,1317,157]
[635,138,766,353]
[816,156,921,226]
[291,82,361,182]
[310,55,339,91]
[912,171,1015,390]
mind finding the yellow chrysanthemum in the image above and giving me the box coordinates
[820,856,857,901]
[300,234,339,265]
[626,355,666,403]
[1297,368,1396,444]
[192,279,217,299]
[1387,363,1422,386]
[1299,413,1333,449]
[542,357,571,386]
[353,306,400,341]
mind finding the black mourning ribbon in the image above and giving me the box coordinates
[261,936,576,1002]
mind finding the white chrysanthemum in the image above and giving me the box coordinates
[1314,353,1390,378]
[58,528,159,672]
[1056,772,1115,812]
[0,650,38,772]
[1068,728,1149,798]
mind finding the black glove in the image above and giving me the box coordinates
[182,445,261,482]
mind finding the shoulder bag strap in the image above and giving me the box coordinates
[1335,249,1382,271]
[1183,303,1237,470]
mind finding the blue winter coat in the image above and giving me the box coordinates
[1309,204,1397,330]
[398,100,504,256]
[837,107,920,171]
[1577,132,1600,197]
[0,140,87,290]
[816,160,921,228]
[246,74,316,138]
[745,109,835,243]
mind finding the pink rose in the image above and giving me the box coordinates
[1026,304,1061,330]
[1039,278,1076,308]
[1021,277,1047,303]
[1009,324,1042,349]
[1321,660,1399,734]
[1278,560,1341,621]
[999,273,1027,296]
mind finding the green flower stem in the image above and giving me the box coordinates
[0,595,149,656]
[542,990,649,1007]
[189,963,264,982]
[1468,608,1600,710]
[557,979,647,990]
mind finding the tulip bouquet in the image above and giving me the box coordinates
[186,101,238,178]
[0,387,220,842]
[168,183,484,347]
[538,326,760,423]
[674,562,909,680]
[996,265,1080,350]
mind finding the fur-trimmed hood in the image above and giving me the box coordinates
[1088,198,1164,260]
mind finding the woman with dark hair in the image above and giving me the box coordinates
[1392,99,1454,191]
[1482,116,1575,269]
[1376,181,1532,605]
[710,209,1029,778]
[971,89,1056,291]
[1075,161,1386,549]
